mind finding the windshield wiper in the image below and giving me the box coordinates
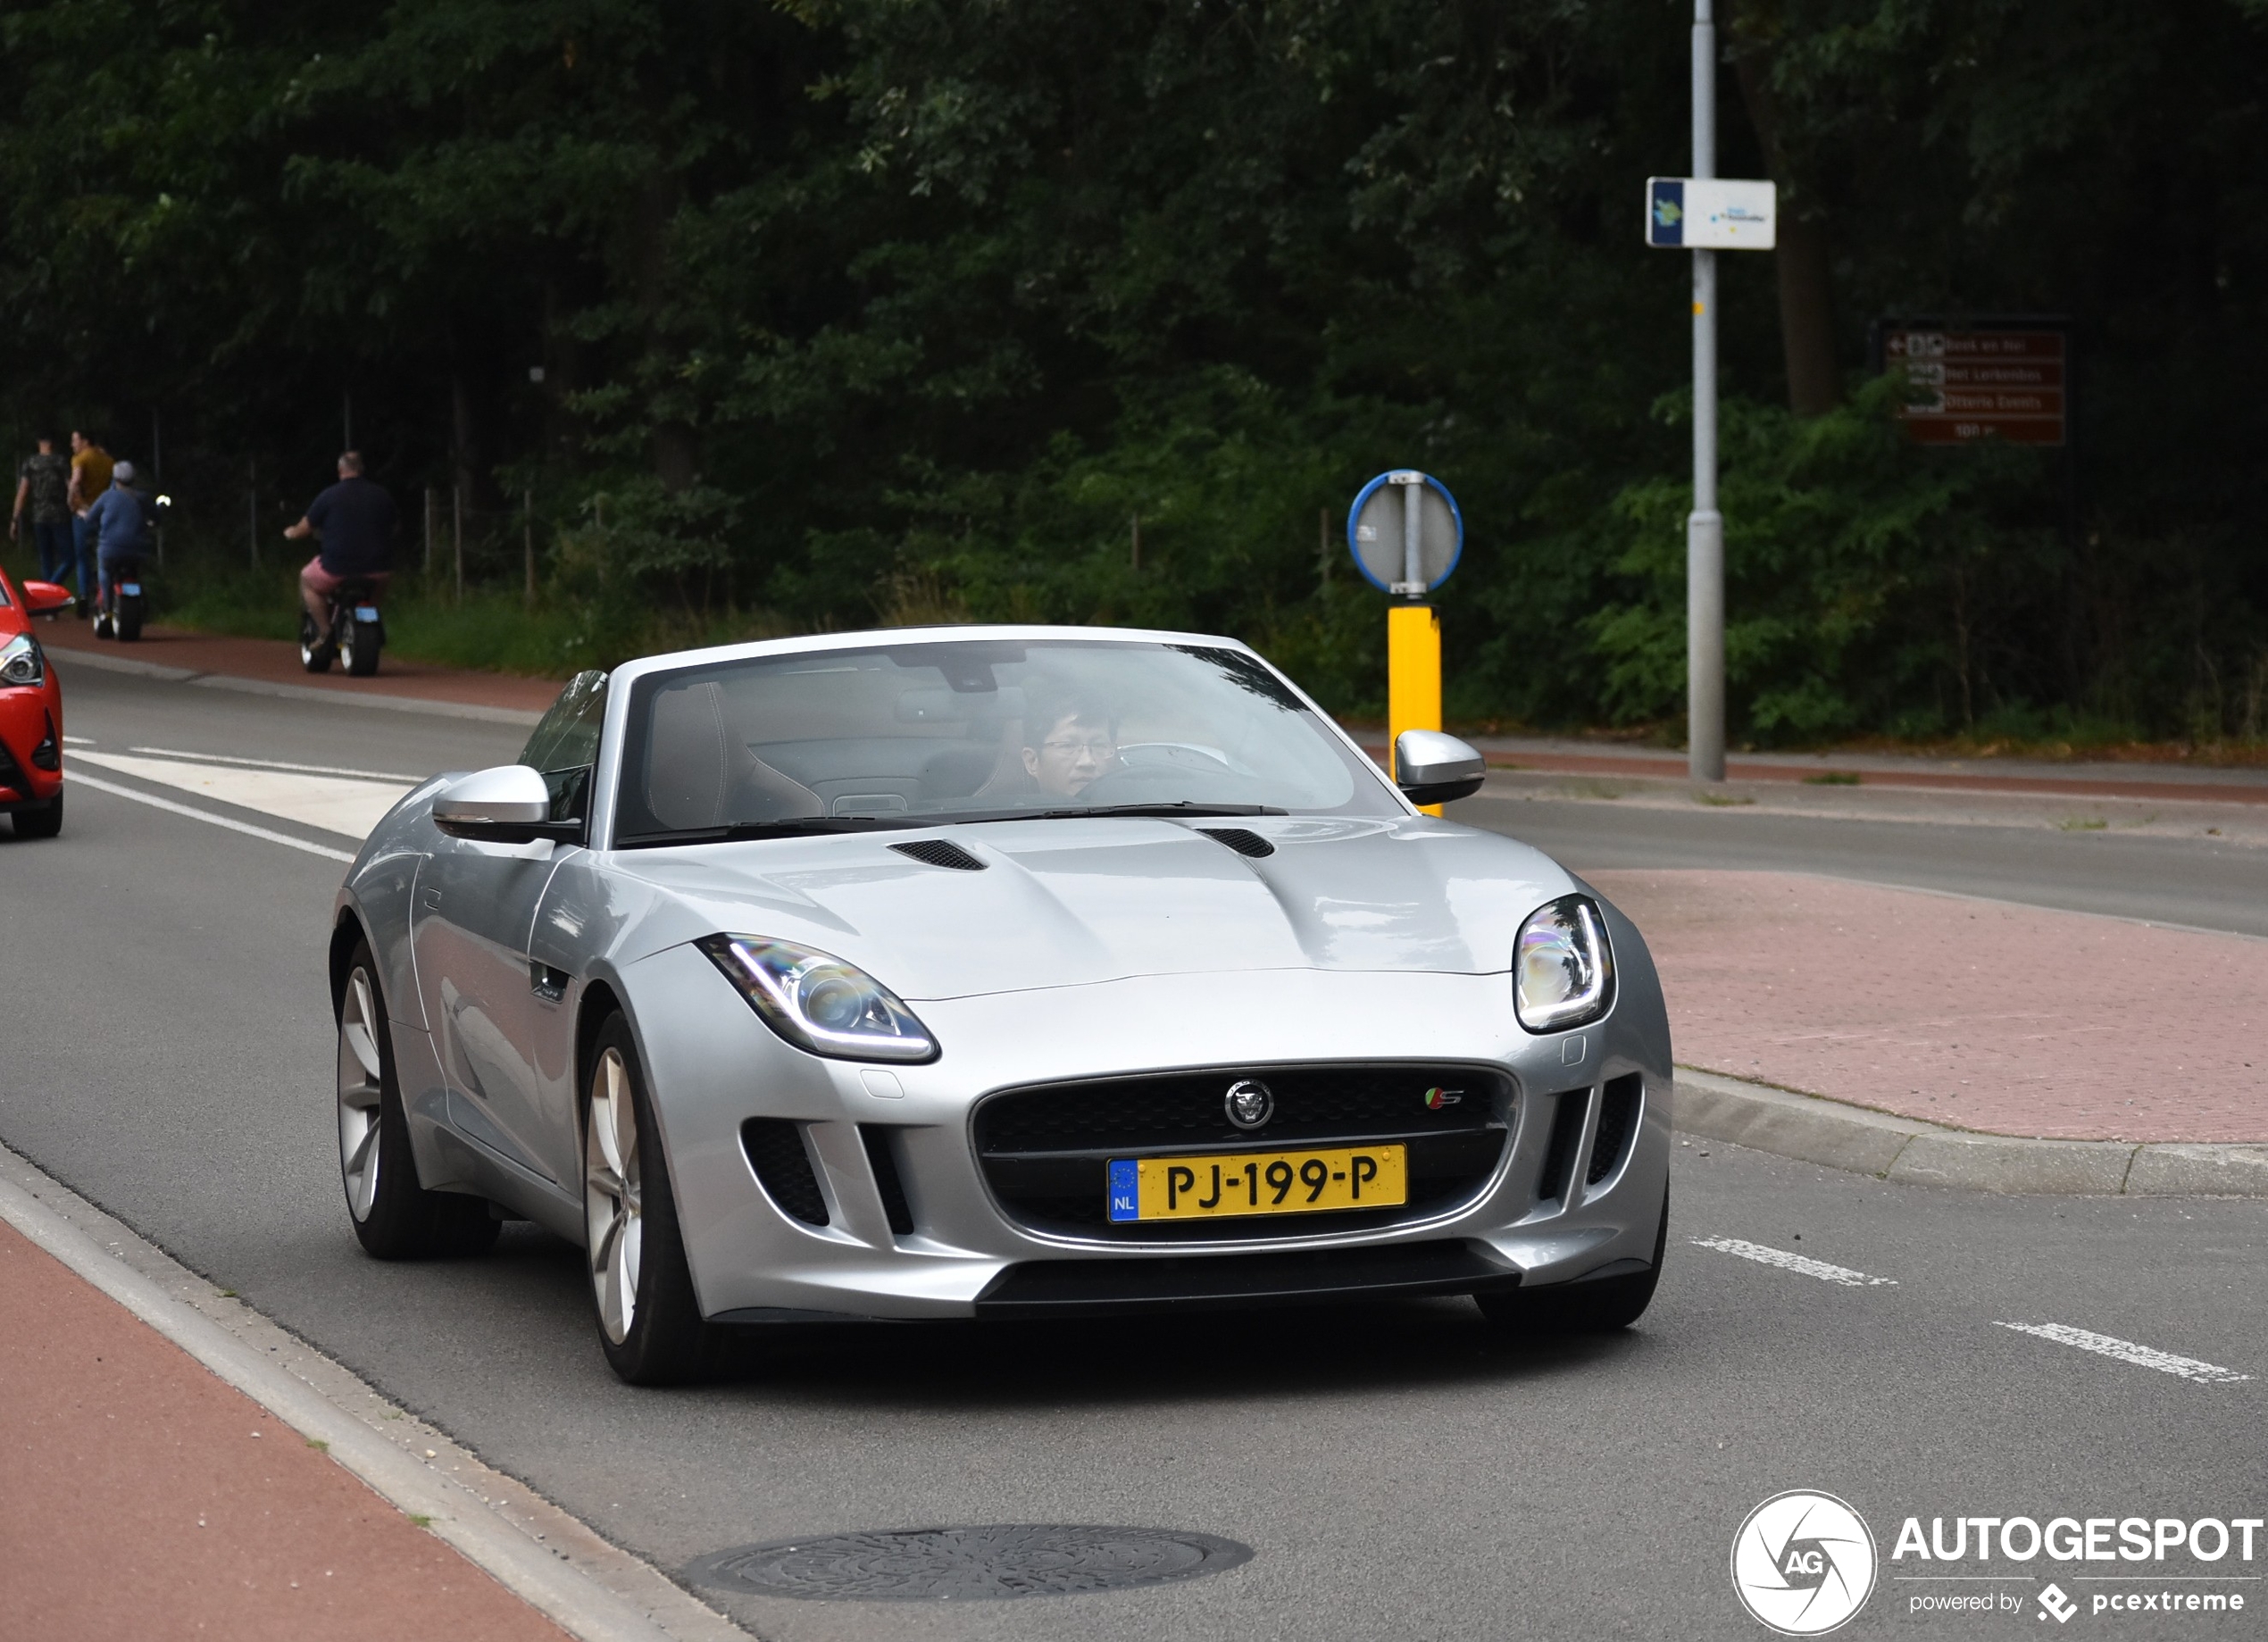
[616,816,916,848]
[960,802,1286,824]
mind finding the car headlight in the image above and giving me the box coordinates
[0,632,44,688]
[1513,894,1614,1032]
[697,935,938,1063]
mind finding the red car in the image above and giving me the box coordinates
[0,566,71,838]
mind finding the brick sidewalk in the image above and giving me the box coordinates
[0,1217,574,1642]
[1596,869,2268,1143]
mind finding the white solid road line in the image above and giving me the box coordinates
[1994,1321,2251,1385]
[1690,1235,1898,1287]
[129,745,423,783]
[74,749,411,839]
[71,771,356,863]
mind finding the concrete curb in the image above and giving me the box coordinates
[1673,1068,2268,1196]
[0,1142,747,1642]
[51,642,544,725]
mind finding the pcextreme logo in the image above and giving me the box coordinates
[1731,1490,1880,1635]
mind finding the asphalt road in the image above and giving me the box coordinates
[6,663,2264,1639]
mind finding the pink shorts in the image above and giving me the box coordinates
[302,557,390,596]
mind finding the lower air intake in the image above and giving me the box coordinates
[1535,1087,1589,1207]
[1587,1072,1643,1185]
[741,1119,830,1225]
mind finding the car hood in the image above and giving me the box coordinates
[606,816,1578,1001]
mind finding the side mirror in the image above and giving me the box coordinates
[433,764,574,843]
[21,579,73,617]
[1394,729,1487,806]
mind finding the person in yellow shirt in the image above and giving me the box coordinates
[66,431,113,618]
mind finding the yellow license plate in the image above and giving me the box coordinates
[1106,1145,1407,1223]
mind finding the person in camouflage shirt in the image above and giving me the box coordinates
[12,436,75,592]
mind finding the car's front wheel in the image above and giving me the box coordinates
[336,940,498,1258]
[1479,1180,1667,1334]
[584,1013,713,1384]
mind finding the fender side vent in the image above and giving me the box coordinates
[859,1125,917,1235]
[1536,1087,1590,1207]
[890,838,987,871]
[1197,828,1274,859]
[741,1119,830,1226]
[1586,1072,1644,1185]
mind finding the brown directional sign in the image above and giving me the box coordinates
[1881,328,2066,446]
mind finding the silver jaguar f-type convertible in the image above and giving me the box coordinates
[329,626,1672,1382]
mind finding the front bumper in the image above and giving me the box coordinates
[623,946,1673,1321]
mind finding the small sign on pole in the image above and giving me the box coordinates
[1646,178,1777,250]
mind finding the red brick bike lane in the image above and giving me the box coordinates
[0,1216,574,1642]
[1594,869,2268,1144]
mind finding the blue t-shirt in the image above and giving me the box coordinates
[304,477,398,576]
[87,485,151,560]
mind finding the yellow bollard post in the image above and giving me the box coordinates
[1387,603,1443,814]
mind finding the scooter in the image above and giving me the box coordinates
[92,560,148,643]
[301,579,385,677]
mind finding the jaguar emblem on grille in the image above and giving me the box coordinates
[1223,1079,1274,1129]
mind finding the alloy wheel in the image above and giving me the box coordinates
[336,967,385,1221]
[585,1046,643,1345]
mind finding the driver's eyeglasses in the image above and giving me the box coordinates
[1040,737,1116,758]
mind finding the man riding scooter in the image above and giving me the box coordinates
[285,450,396,675]
[84,461,154,641]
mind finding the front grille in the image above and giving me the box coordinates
[741,1119,830,1226]
[974,1064,1511,1241]
[0,734,26,799]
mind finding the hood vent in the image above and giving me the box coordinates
[1198,827,1274,859]
[890,838,987,871]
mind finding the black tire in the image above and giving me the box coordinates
[116,597,145,642]
[336,939,498,1259]
[300,613,333,673]
[584,1013,714,1385]
[343,617,381,676]
[1478,1180,1667,1335]
[12,794,62,838]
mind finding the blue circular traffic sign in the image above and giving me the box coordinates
[1347,471,1463,596]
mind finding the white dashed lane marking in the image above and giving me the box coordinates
[1993,1321,2250,1385]
[1691,1235,1897,1288]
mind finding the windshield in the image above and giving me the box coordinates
[612,638,1395,845]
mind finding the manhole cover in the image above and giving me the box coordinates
[686,1524,1254,1602]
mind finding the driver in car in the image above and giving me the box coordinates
[1021,689,1121,797]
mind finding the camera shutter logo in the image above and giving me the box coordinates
[1730,1490,1878,1635]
